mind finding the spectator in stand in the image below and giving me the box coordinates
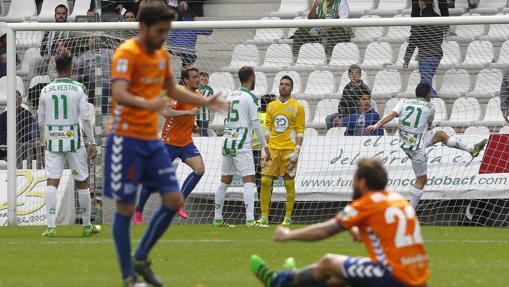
[196,72,214,136]
[341,93,384,136]
[325,65,370,130]
[412,0,449,17]
[86,9,98,22]
[500,69,509,123]
[292,0,351,58]
[447,0,479,9]
[178,0,207,17]
[0,91,40,163]
[168,5,212,67]
[92,0,137,15]
[405,0,445,98]
[123,10,137,21]
[0,34,20,78]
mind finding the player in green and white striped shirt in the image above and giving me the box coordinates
[196,72,214,136]
[37,51,99,237]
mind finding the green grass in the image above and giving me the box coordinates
[0,225,508,287]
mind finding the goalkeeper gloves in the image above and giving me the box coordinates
[285,145,301,177]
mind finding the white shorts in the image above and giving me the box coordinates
[221,150,255,177]
[45,147,89,181]
[403,131,434,177]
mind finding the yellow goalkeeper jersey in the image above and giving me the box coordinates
[265,98,305,150]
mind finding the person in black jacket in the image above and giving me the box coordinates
[326,64,371,130]
[412,0,449,17]
[500,69,509,123]
[404,0,445,98]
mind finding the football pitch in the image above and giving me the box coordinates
[0,225,507,287]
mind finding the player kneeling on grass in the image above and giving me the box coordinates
[251,158,430,287]
[213,66,270,228]
[38,50,100,237]
[366,83,486,208]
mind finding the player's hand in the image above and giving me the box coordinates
[366,124,380,133]
[192,124,200,133]
[273,226,292,242]
[206,94,229,113]
[144,97,166,112]
[263,147,271,160]
[348,226,362,243]
[43,54,50,62]
[188,108,199,116]
[87,144,97,159]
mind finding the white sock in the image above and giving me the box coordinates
[447,136,474,153]
[410,186,424,208]
[214,182,228,220]
[46,185,57,228]
[78,189,92,226]
[243,182,256,222]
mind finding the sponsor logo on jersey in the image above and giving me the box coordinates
[339,206,358,221]
[66,130,74,138]
[116,59,129,73]
[274,114,289,133]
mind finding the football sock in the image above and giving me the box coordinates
[260,176,273,218]
[77,188,92,226]
[284,179,296,218]
[136,186,151,212]
[214,182,228,220]
[113,212,134,279]
[244,182,256,221]
[45,185,57,228]
[181,172,202,199]
[410,186,424,208]
[134,204,177,261]
[446,136,474,153]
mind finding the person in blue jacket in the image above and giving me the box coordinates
[341,92,384,136]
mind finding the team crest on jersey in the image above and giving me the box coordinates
[285,107,292,113]
[116,59,129,73]
[339,206,358,221]
[159,59,165,70]
[66,130,74,138]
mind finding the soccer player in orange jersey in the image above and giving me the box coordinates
[103,2,227,286]
[135,66,205,222]
[251,158,430,287]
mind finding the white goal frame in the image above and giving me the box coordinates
[4,15,509,225]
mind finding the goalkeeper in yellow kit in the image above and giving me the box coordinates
[257,75,305,226]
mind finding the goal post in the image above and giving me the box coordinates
[4,16,509,226]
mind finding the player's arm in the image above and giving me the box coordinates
[294,104,305,152]
[249,99,269,157]
[79,94,97,159]
[37,97,46,144]
[164,79,228,113]
[367,107,399,133]
[274,218,345,242]
[162,103,198,118]
[112,80,165,112]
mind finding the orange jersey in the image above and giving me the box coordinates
[109,39,172,140]
[161,99,196,147]
[336,191,429,287]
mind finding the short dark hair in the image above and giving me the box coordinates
[55,52,73,73]
[238,66,255,83]
[348,64,361,74]
[280,75,293,88]
[199,72,209,78]
[360,87,371,96]
[87,9,95,13]
[55,4,68,13]
[415,83,432,99]
[181,66,199,81]
[260,94,276,113]
[355,158,388,191]
[138,1,176,26]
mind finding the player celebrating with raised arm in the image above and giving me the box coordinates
[38,51,99,237]
[367,83,487,208]
[104,2,227,286]
[258,76,305,226]
[251,158,430,287]
[134,66,204,223]
[213,66,269,228]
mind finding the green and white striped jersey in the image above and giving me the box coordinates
[38,78,90,153]
[393,98,435,151]
[197,85,213,121]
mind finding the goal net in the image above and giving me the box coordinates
[2,16,509,227]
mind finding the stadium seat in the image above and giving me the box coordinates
[481,14,509,42]
[302,71,335,100]
[271,71,302,95]
[297,99,310,123]
[352,15,384,43]
[441,97,481,127]
[20,48,43,77]
[253,72,268,96]
[294,43,326,72]
[432,126,457,135]
[337,70,369,94]
[456,41,494,69]
[361,42,393,70]
[476,97,506,127]
[382,98,402,128]
[16,31,44,49]
[349,0,374,17]
[32,0,68,22]
[326,127,346,137]
[466,69,503,99]
[223,44,259,72]
[431,98,448,123]
[447,0,469,15]
[258,44,293,72]
[368,0,409,16]
[437,69,471,99]
[371,70,401,100]
[397,70,420,98]
[29,75,51,89]
[490,41,509,69]
[381,15,411,43]
[304,128,318,137]
[1,0,36,22]
[247,17,284,45]
[208,72,234,96]
[464,126,491,137]
[448,14,485,42]
[499,126,509,134]
[438,41,462,70]
[270,0,308,18]
[469,0,507,15]
[70,0,93,21]
[327,43,360,70]
[393,42,418,70]
[0,76,25,105]
[311,99,340,128]
[209,112,225,129]
[286,16,305,40]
